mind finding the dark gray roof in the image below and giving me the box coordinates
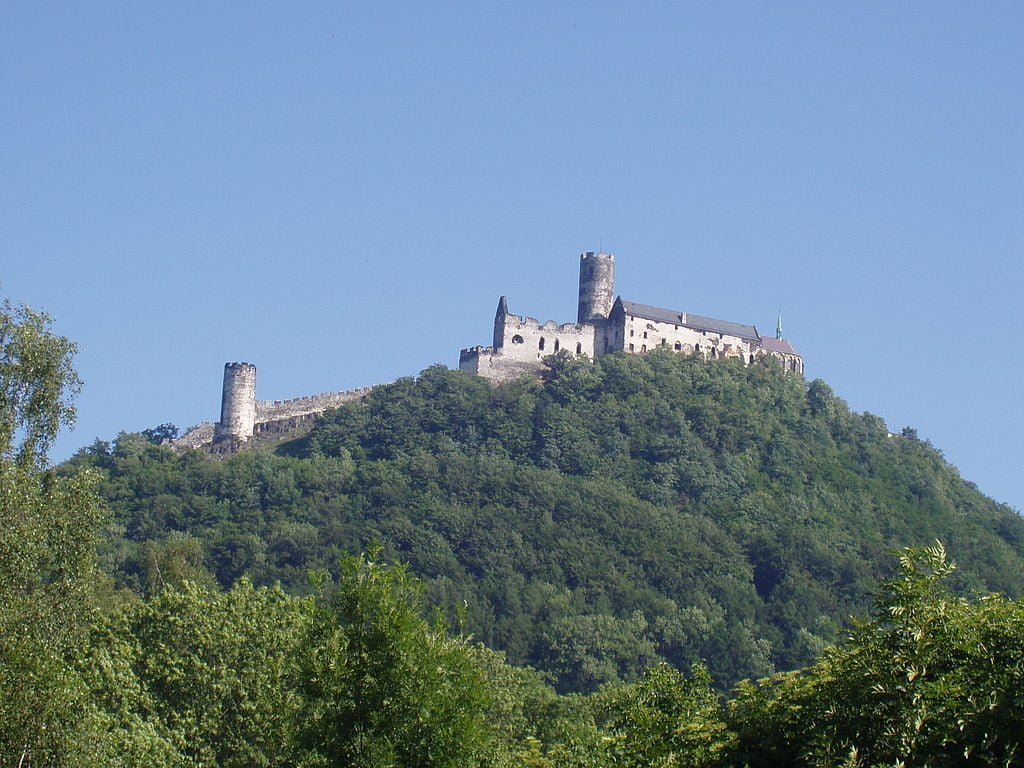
[760,337,801,355]
[617,299,760,341]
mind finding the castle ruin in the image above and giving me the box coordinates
[174,250,802,449]
[172,368,379,450]
[459,251,803,383]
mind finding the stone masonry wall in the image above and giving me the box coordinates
[496,312,596,362]
[254,385,378,422]
[172,384,380,451]
[614,315,754,362]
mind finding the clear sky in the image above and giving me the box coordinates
[3,3,1022,512]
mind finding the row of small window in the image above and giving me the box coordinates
[511,334,583,354]
[629,326,714,339]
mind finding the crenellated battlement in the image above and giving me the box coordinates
[255,385,379,422]
[175,375,381,451]
[504,313,590,334]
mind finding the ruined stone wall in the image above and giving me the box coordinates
[461,308,598,384]
[255,385,378,422]
[496,312,596,361]
[172,383,379,452]
[171,422,216,450]
[459,346,548,384]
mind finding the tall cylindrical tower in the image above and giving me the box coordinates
[577,251,615,323]
[214,362,257,441]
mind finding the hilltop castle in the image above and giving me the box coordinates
[459,251,803,383]
[175,251,802,449]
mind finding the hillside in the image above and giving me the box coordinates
[69,350,1024,690]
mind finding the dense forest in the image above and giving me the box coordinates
[6,298,1024,766]
[68,349,1024,689]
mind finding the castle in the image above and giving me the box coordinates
[174,251,802,449]
[459,251,803,383]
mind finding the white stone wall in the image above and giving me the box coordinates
[459,310,597,384]
[459,347,544,383]
[608,315,755,362]
[497,313,596,361]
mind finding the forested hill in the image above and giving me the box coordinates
[69,350,1024,690]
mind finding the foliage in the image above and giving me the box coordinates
[80,580,313,767]
[141,423,179,445]
[71,352,1024,690]
[728,542,1024,767]
[596,663,733,768]
[296,550,497,768]
[0,298,106,767]
[0,298,81,465]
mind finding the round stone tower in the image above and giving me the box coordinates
[214,362,257,441]
[577,251,615,323]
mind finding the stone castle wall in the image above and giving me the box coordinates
[495,312,596,362]
[254,386,377,422]
[171,422,216,450]
[615,315,753,362]
[173,383,380,451]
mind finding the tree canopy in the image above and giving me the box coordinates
[70,350,1024,689]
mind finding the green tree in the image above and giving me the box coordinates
[0,298,106,765]
[296,551,496,767]
[598,663,732,768]
[82,580,313,767]
[542,612,661,694]
[729,542,1024,767]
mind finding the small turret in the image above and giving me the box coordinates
[214,362,257,441]
[577,251,615,323]
[493,296,509,349]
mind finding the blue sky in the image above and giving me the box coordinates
[3,2,1022,512]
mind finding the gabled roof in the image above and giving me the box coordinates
[616,299,760,341]
[760,336,800,355]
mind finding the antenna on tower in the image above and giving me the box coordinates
[599,237,603,253]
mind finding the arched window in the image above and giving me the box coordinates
[711,348,717,358]
[554,338,560,352]
[512,334,524,344]
[674,342,682,350]
[641,344,647,353]
[576,342,582,354]
[749,354,755,364]
[539,337,545,351]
